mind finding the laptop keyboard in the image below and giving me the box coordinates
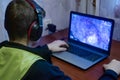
[68,43,102,62]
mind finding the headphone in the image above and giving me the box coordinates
[26,0,44,41]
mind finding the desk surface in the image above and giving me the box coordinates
[36,29,120,80]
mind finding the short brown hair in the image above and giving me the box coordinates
[5,0,37,40]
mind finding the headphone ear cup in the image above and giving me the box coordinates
[28,21,43,41]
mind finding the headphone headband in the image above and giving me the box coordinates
[26,0,44,41]
[26,0,43,27]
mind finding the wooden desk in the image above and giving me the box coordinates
[36,29,120,80]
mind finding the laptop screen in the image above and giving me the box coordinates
[69,11,114,51]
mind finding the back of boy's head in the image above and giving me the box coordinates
[5,0,37,41]
[5,0,36,41]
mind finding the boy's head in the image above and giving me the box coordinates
[5,0,45,41]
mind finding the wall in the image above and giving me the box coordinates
[36,0,76,36]
[0,0,11,42]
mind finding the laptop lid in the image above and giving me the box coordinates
[68,11,114,55]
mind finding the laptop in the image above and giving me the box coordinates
[52,11,114,70]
